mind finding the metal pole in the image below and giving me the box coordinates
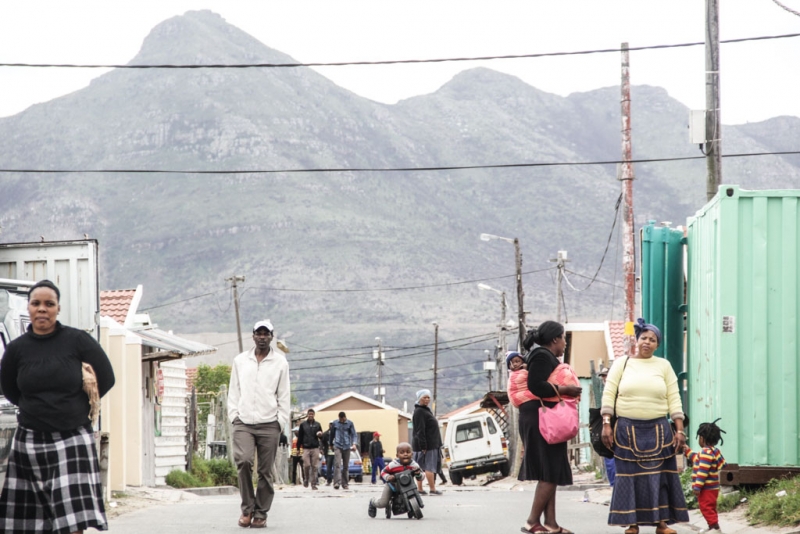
[486,350,493,391]
[705,0,722,201]
[376,337,383,403]
[226,275,246,353]
[620,43,636,357]
[433,323,439,416]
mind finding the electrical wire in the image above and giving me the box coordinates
[562,193,623,292]
[772,0,800,18]
[4,150,798,175]
[2,32,798,69]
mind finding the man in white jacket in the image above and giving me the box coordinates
[228,320,291,529]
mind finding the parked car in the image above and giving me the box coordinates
[318,453,363,483]
[443,411,509,485]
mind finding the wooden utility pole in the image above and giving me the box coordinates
[705,0,722,200]
[432,322,439,416]
[551,251,570,323]
[374,337,385,404]
[620,43,636,356]
[514,239,525,353]
[226,275,245,353]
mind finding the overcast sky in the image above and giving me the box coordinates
[1,1,798,124]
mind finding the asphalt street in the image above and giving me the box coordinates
[107,481,701,534]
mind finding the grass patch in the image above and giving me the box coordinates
[165,455,238,489]
[746,476,800,527]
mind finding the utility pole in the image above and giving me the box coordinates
[620,43,636,357]
[513,238,525,354]
[374,337,385,403]
[485,350,493,391]
[432,322,439,416]
[705,0,722,200]
[226,275,246,353]
[550,251,570,323]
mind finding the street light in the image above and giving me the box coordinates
[479,233,526,352]
[478,283,508,385]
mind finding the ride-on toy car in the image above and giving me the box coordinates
[385,469,424,520]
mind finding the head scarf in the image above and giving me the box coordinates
[633,318,662,344]
[505,351,522,369]
[416,389,431,404]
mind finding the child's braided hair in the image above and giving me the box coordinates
[696,418,726,447]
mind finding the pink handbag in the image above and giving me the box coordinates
[538,383,579,445]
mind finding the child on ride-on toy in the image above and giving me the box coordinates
[368,442,423,518]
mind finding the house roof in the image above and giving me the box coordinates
[310,391,412,419]
[99,289,137,324]
[438,399,483,422]
[129,325,216,360]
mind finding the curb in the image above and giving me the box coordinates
[182,485,239,496]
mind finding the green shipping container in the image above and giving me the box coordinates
[686,186,800,472]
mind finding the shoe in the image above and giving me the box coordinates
[624,527,639,534]
[342,485,349,490]
[303,480,309,488]
[250,517,266,529]
[419,490,428,495]
[429,490,443,495]
[334,484,340,489]
[312,485,318,490]
[238,514,252,528]
[368,502,377,518]
[326,481,331,486]
[655,526,676,534]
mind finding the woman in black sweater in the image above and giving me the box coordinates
[411,389,442,495]
[0,280,115,534]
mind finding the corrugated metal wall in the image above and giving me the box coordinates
[687,186,800,467]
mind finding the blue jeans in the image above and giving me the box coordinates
[371,457,386,484]
[604,456,616,486]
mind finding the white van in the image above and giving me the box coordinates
[442,411,509,485]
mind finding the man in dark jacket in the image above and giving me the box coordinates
[368,432,385,484]
[296,409,323,490]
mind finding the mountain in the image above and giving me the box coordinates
[1,10,798,411]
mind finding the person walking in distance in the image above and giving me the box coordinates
[369,432,386,485]
[597,367,616,487]
[297,409,323,490]
[228,320,290,529]
[331,411,358,489]
[290,429,303,486]
[321,422,335,486]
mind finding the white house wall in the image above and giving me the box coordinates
[154,360,188,485]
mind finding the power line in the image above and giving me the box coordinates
[2,33,797,69]
[290,330,508,357]
[3,150,798,175]
[562,193,623,292]
[137,267,555,312]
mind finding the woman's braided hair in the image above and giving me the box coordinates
[696,418,726,447]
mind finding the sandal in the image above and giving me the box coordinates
[655,527,676,534]
[624,527,639,534]
[520,526,549,533]
[546,528,575,534]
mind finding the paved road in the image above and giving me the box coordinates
[107,481,700,534]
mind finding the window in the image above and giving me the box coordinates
[455,421,483,443]
[486,416,498,435]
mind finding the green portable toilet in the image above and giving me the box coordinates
[640,221,686,379]
[686,186,800,484]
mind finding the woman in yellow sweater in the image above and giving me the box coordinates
[600,319,688,534]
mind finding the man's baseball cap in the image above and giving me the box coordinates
[253,320,274,333]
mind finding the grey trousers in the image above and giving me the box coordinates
[232,420,281,519]
[302,447,320,487]
[333,447,351,486]
[370,483,394,508]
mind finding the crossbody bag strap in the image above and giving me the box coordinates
[612,356,630,415]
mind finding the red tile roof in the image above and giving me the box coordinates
[99,289,136,324]
[608,320,627,360]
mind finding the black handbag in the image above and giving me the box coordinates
[589,357,629,459]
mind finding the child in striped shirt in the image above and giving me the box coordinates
[368,442,423,517]
[684,419,727,532]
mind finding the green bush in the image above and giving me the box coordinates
[680,469,698,510]
[165,455,237,488]
[165,469,208,489]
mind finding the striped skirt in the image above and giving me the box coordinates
[0,424,108,533]
[608,417,689,527]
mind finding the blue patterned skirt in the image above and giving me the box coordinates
[607,417,689,527]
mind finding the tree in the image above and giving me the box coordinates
[194,364,231,444]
